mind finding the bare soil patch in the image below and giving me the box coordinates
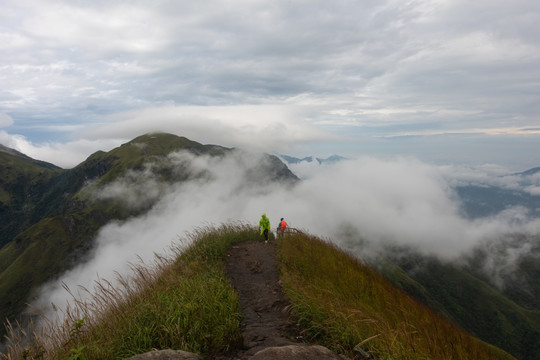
[218,239,301,359]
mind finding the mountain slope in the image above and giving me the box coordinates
[0,133,298,336]
[376,244,540,360]
[0,148,64,247]
[455,185,540,219]
[455,165,540,219]
[1,226,516,360]
[1,134,537,359]
[0,144,60,170]
[278,232,517,360]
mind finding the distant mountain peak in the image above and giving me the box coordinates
[279,155,313,164]
[279,154,347,165]
[316,154,347,164]
[0,143,30,158]
[0,143,61,170]
[515,166,540,176]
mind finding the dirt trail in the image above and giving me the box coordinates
[219,240,301,359]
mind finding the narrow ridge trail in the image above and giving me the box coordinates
[220,239,300,359]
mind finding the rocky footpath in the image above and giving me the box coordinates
[126,240,351,360]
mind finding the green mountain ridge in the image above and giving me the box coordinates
[0,148,64,247]
[1,226,518,360]
[0,132,539,359]
[0,133,298,336]
[0,144,60,171]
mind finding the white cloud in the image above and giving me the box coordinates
[1,0,539,168]
[439,163,540,195]
[0,32,32,50]
[84,104,337,154]
[17,1,169,55]
[0,130,123,168]
[35,152,540,319]
[383,127,540,138]
[0,113,14,127]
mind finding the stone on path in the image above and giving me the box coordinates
[251,344,350,360]
[124,349,201,360]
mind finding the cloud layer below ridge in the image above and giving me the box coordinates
[36,150,540,316]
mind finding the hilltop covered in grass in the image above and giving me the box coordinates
[0,133,299,338]
[2,225,516,360]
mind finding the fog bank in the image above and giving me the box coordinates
[36,151,540,317]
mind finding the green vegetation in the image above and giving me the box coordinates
[2,225,515,360]
[0,133,256,339]
[278,232,517,360]
[376,246,540,360]
[0,134,531,359]
[86,133,230,186]
[0,205,127,322]
[0,150,64,247]
[2,225,254,360]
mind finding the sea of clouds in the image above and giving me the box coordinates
[35,149,540,319]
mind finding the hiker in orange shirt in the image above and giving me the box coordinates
[277,217,287,238]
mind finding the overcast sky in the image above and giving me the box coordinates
[1,0,539,169]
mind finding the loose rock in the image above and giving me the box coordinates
[251,344,350,360]
[124,349,202,360]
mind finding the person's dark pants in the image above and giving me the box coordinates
[263,229,268,240]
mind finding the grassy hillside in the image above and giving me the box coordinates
[84,133,231,186]
[278,232,516,360]
[2,225,252,360]
[376,246,540,360]
[0,133,299,340]
[0,150,64,247]
[2,225,516,360]
[0,205,128,321]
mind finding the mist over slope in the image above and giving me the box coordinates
[0,133,298,331]
[38,146,540,312]
[2,132,539,359]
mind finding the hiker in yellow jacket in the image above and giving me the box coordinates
[259,213,270,242]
